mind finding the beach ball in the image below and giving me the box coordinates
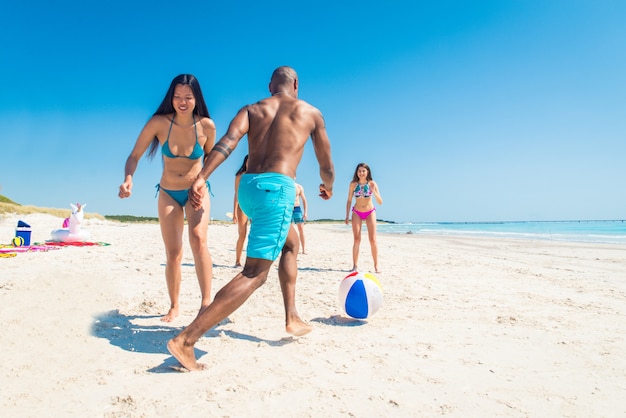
[12,236,24,247]
[338,271,383,319]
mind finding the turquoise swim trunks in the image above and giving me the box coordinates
[292,206,304,224]
[238,173,296,261]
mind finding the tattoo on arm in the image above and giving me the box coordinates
[212,142,232,159]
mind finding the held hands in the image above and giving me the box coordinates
[189,176,207,211]
[318,184,332,200]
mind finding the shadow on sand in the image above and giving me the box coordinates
[310,314,368,327]
[91,309,300,373]
[297,266,351,273]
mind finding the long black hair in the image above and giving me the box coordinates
[146,74,211,159]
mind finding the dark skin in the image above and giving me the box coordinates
[168,69,335,371]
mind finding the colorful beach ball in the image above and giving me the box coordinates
[338,271,383,319]
[12,236,25,247]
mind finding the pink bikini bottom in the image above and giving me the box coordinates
[352,206,376,220]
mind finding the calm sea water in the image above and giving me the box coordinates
[374,220,626,244]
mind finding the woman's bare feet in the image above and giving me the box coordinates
[161,307,179,322]
[167,338,207,372]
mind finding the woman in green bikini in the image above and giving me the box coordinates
[119,74,216,322]
[345,162,383,273]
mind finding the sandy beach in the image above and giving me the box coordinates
[1,213,625,417]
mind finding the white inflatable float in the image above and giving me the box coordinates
[51,203,91,242]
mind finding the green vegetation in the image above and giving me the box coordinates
[310,218,395,224]
[0,195,19,205]
[105,215,159,224]
[0,194,104,219]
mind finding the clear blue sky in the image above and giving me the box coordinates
[1,0,624,222]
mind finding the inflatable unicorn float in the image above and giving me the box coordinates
[51,203,90,242]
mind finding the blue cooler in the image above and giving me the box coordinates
[15,220,32,246]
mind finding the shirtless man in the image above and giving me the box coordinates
[292,183,308,254]
[168,66,335,371]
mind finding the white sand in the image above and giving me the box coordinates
[1,213,625,417]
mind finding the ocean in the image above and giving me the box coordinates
[373,220,626,244]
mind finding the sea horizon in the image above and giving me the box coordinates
[362,219,626,245]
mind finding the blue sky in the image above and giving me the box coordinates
[1,0,624,222]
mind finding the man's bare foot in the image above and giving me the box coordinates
[286,319,313,337]
[167,339,207,372]
[234,262,242,268]
[350,266,358,272]
[375,267,382,274]
[161,307,179,322]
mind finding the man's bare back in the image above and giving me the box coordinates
[189,68,334,208]
[244,95,321,177]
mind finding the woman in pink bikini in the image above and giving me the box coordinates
[345,162,383,273]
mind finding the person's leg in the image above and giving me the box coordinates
[157,192,185,322]
[185,191,213,314]
[235,208,248,267]
[365,211,380,273]
[351,212,362,271]
[279,226,312,336]
[296,223,306,254]
[169,172,297,371]
[167,257,273,371]
[291,207,305,254]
